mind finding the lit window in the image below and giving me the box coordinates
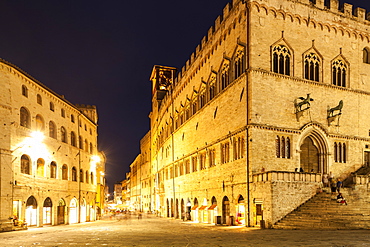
[36,114,44,131]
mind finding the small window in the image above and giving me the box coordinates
[50,162,57,178]
[61,126,67,143]
[50,102,55,111]
[22,85,28,97]
[21,155,31,174]
[86,170,89,183]
[71,167,77,181]
[20,107,31,128]
[36,114,44,131]
[89,143,93,154]
[71,114,75,123]
[79,136,83,149]
[49,121,57,139]
[90,172,94,184]
[363,47,370,64]
[62,164,68,180]
[37,94,42,105]
[71,132,77,147]
[37,158,45,177]
[61,109,65,118]
[80,169,84,182]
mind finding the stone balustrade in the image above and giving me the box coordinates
[253,171,322,183]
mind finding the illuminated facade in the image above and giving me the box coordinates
[0,59,105,230]
[131,0,370,228]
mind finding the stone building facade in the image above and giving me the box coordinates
[130,0,370,227]
[0,58,105,231]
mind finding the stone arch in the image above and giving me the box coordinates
[43,197,52,225]
[26,196,38,226]
[69,198,78,224]
[222,196,230,224]
[297,125,329,174]
[57,199,66,225]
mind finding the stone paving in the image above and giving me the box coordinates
[0,214,369,246]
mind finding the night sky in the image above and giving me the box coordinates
[0,0,369,190]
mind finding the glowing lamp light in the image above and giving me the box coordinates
[30,131,44,143]
[91,155,101,163]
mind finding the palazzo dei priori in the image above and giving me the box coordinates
[128,0,370,228]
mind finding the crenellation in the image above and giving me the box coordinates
[223,3,231,19]
[354,7,366,20]
[342,3,353,16]
[330,0,339,12]
[215,16,222,31]
[315,0,324,9]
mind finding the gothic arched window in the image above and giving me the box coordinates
[304,53,320,82]
[272,44,291,76]
[332,59,347,87]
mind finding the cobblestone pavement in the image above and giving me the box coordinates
[1,214,369,247]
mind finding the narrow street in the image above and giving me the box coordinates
[1,214,369,246]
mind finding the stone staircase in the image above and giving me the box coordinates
[273,188,370,230]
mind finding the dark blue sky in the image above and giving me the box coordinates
[0,0,368,189]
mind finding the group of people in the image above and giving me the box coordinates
[322,172,347,205]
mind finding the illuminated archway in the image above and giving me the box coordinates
[69,198,78,224]
[26,196,38,226]
[43,197,52,225]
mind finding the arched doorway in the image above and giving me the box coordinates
[43,197,52,225]
[299,131,328,174]
[192,198,199,222]
[26,196,37,226]
[209,196,218,224]
[222,196,230,224]
[57,199,66,225]
[236,195,245,225]
[69,198,78,224]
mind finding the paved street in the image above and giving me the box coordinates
[1,214,369,247]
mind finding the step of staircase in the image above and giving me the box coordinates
[273,189,370,230]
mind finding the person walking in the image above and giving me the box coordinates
[336,179,343,193]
